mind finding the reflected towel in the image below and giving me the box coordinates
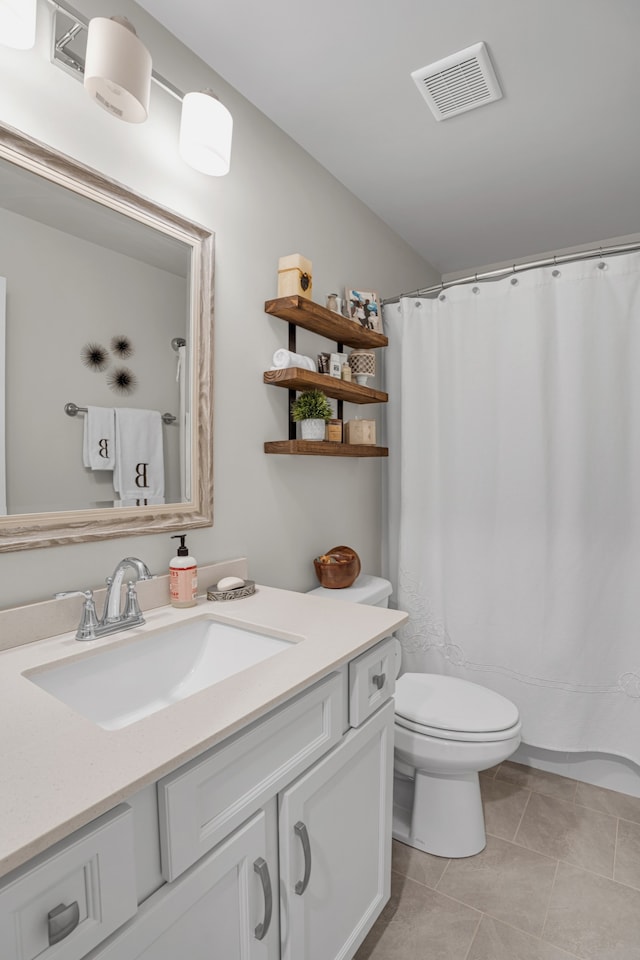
[271,349,315,371]
[114,408,165,503]
[82,406,115,470]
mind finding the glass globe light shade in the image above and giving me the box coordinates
[0,0,37,49]
[84,16,152,123]
[179,91,233,177]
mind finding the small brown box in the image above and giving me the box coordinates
[344,419,376,445]
[325,419,342,442]
[277,254,313,299]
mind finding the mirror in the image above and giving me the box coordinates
[0,121,213,552]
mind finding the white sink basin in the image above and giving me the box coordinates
[26,617,295,730]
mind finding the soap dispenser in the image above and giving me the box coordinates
[169,534,198,608]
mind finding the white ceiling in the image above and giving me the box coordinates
[137,0,640,276]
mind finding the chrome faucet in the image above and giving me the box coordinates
[56,557,153,641]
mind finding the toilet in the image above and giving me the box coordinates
[307,574,521,858]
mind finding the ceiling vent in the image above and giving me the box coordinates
[411,41,503,121]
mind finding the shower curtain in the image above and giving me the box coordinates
[383,252,640,764]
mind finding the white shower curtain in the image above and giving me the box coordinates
[384,252,640,764]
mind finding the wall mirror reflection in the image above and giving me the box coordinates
[0,123,214,552]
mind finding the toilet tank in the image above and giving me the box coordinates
[306,574,392,607]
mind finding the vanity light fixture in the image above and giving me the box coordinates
[84,16,152,123]
[0,0,37,49]
[179,90,233,177]
[46,0,233,174]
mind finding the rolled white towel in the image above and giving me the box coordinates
[271,349,315,371]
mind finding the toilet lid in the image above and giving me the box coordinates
[395,673,519,735]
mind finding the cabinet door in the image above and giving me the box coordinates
[279,700,394,960]
[91,805,279,960]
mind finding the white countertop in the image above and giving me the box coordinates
[0,584,407,880]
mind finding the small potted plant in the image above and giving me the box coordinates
[291,389,333,441]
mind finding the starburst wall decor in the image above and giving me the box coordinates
[107,367,138,395]
[81,342,109,371]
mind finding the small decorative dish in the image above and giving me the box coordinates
[207,580,256,602]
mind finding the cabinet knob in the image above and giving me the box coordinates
[48,901,80,945]
[372,672,386,690]
[253,857,273,941]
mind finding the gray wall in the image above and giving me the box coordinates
[0,0,438,609]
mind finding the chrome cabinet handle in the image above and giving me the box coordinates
[372,672,386,690]
[294,821,312,895]
[48,901,80,945]
[253,857,273,941]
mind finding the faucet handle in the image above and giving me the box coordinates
[55,589,94,601]
[54,590,99,641]
[123,580,145,623]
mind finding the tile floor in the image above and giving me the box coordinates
[355,761,640,960]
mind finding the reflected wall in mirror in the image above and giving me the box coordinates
[0,122,214,552]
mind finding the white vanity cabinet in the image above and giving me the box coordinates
[279,699,394,960]
[0,806,137,960]
[2,636,396,960]
[90,803,280,960]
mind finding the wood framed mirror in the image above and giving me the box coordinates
[0,122,213,552]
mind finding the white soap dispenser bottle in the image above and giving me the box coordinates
[169,534,198,608]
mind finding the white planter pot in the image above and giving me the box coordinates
[300,418,326,441]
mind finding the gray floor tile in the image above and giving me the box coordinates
[615,819,640,891]
[467,915,578,960]
[496,762,577,802]
[575,782,640,825]
[392,839,449,889]
[480,764,500,780]
[544,861,640,960]
[437,835,558,937]
[354,871,481,960]
[515,792,616,877]
[481,775,531,842]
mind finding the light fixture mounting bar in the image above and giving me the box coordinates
[48,0,183,101]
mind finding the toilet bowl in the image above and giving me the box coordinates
[307,575,521,858]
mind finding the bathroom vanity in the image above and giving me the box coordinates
[0,583,405,960]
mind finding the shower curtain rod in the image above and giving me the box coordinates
[383,238,640,305]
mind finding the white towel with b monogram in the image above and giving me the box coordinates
[83,406,115,470]
[113,408,165,505]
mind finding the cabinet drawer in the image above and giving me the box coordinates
[0,805,136,960]
[158,672,345,880]
[348,637,395,726]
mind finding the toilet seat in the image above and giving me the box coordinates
[395,713,521,743]
[395,672,521,743]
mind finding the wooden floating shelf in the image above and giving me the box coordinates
[265,296,388,349]
[264,441,389,458]
[263,367,388,404]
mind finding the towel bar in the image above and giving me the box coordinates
[64,402,176,425]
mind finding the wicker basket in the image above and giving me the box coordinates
[313,545,361,589]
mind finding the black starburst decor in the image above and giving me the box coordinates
[110,335,133,358]
[107,367,138,395]
[81,342,109,371]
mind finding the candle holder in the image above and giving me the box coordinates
[348,349,376,385]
